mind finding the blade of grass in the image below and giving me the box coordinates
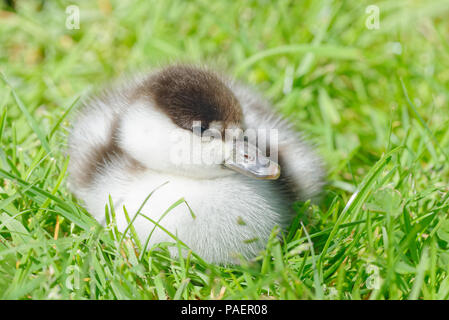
[0,72,51,154]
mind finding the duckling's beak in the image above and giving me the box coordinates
[224,141,281,180]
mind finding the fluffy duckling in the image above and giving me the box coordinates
[68,65,325,264]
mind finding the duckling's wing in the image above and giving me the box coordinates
[230,82,325,202]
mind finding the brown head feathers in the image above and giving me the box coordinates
[140,65,242,132]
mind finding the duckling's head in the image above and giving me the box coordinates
[117,65,280,180]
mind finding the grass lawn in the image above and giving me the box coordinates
[1,0,449,300]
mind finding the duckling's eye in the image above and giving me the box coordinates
[192,125,208,135]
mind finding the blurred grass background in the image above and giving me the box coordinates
[0,0,449,299]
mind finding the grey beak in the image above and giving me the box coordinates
[224,141,280,180]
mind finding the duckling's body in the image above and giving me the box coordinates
[68,65,324,264]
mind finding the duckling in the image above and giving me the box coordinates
[68,64,325,264]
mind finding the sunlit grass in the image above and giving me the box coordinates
[1,0,449,299]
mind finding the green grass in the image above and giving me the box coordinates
[1,0,449,300]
